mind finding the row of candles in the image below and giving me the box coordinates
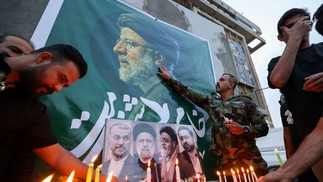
[41,148,284,182]
[216,148,284,182]
[216,166,258,182]
[41,154,113,182]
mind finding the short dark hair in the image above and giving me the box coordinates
[178,126,193,137]
[133,123,156,141]
[32,44,87,78]
[222,73,237,89]
[313,4,323,36]
[160,126,178,145]
[277,8,310,35]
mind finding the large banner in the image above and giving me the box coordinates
[30,0,224,181]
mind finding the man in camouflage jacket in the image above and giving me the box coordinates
[157,66,269,177]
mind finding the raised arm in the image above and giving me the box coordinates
[257,118,323,182]
[269,16,312,88]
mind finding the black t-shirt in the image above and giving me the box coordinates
[267,43,323,141]
[0,53,57,181]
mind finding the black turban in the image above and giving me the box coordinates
[133,123,157,141]
[160,126,178,145]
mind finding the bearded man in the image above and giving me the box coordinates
[133,122,161,182]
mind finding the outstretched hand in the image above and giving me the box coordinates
[256,170,292,182]
[157,65,171,81]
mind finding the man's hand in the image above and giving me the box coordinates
[156,65,171,81]
[257,170,292,182]
[223,120,244,135]
[303,72,323,92]
[280,16,312,41]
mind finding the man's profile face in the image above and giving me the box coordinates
[160,132,175,157]
[108,125,132,160]
[136,132,155,163]
[216,75,231,93]
[178,129,195,152]
[20,60,80,96]
[113,27,155,85]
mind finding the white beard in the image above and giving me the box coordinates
[119,53,155,86]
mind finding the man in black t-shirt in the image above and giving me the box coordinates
[259,7,323,182]
[0,44,119,182]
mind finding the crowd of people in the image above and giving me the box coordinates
[1,2,322,182]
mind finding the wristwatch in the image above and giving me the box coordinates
[243,126,250,134]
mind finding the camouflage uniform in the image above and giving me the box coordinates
[167,78,269,175]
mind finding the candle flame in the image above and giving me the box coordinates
[125,175,128,181]
[250,166,254,172]
[196,173,200,178]
[106,171,113,182]
[236,168,240,174]
[148,159,151,167]
[241,167,245,173]
[91,155,99,163]
[246,169,249,173]
[223,171,226,176]
[217,171,221,176]
[176,158,178,166]
[42,174,54,182]
[231,169,235,175]
[66,170,75,182]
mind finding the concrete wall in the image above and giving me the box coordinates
[0,0,49,39]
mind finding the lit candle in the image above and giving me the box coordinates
[95,164,102,182]
[275,148,283,166]
[125,175,129,182]
[175,158,181,182]
[196,173,201,182]
[241,168,247,182]
[217,171,222,182]
[42,174,54,182]
[86,155,98,182]
[231,169,238,182]
[106,171,113,182]
[223,171,227,182]
[249,166,258,181]
[246,169,251,182]
[66,170,75,182]
[236,169,241,182]
[147,160,151,182]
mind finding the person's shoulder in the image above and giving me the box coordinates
[313,42,323,49]
[269,56,280,64]
[233,95,254,103]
